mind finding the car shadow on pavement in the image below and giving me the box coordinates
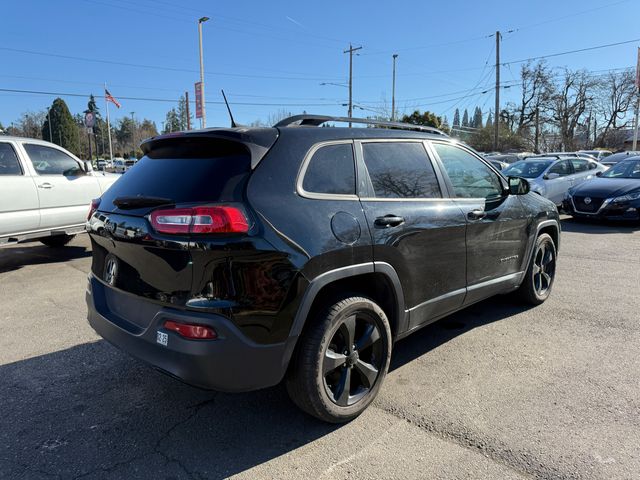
[390,294,533,372]
[0,243,91,273]
[0,340,338,479]
[1,295,531,479]
[560,217,639,235]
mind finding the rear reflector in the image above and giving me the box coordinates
[150,206,249,235]
[163,320,217,340]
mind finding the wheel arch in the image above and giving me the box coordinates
[281,262,405,373]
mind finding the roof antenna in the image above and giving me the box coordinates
[221,89,237,128]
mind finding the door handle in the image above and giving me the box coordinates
[374,215,405,228]
[37,183,53,189]
[467,209,486,220]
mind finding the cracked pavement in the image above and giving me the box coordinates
[1,217,639,479]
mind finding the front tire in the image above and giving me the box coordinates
[517,233,557,305]
[286,296,392,423]
[40,234,75,248]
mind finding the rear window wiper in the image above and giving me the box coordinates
[113,195,174,209]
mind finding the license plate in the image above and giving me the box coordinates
[156,331,168,346]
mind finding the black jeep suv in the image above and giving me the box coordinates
[86,115,560,423]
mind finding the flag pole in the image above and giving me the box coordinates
[104,82,114,162]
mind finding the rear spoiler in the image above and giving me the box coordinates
[140,128,279,169]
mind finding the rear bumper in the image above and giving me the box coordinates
[86,274,289,392]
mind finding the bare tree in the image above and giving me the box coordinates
[549,69,595,151]
[594,69,636,147]
[16,111,46,138]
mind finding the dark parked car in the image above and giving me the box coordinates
[85,114,561,423]
[563,157,640,221]
[600,151,640,168]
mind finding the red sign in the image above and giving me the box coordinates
[194,82,203,119]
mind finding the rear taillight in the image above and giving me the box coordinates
[88,198,100,220]
[163,320,217,340]
[150,206,249,235]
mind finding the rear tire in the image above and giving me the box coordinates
[517,233,557,305]
[286,296,392,423]
[40,234,75,248]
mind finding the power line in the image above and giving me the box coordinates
[0,47,344,82]
[502,38,640,66]
[0,87,343,108]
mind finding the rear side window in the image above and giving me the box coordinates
[0,143,22,175]
[362,142,441,199]
[548,160,572,176]
[24,144,80,175]
[571,159,589,173]
[302,143,355,195]
[100,139,251,208]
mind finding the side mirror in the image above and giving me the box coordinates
[544,172,560,180]
[596,171,603,177]
[508,177,530,195]
[83,160,94,173]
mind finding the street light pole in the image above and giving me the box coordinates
[391,54,398,122]
[198,16,210,129]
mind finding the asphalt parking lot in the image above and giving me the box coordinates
[1,217,639,480]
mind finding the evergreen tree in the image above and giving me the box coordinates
[42,98,80,154]
[462,109,469,127]
[485,110,493,129]
[177,95,192,130]
[473,107,483,129]
[452,108,460,128]
[163,108,181,133]
[401,110,447,131]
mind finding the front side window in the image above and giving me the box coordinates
[302,143,355,195]
[0,143,22,175]
[24,144,81,176]
[548,160,572,177]
[362,142,441,199]
[433,143,503,199]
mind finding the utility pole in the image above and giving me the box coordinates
[185,91,191,130]
[344,44,362,126]
[130,111,136,159]
[494,31,501,151]
[47,107,53,143]
[534,107,540,153]
[633,94,640,151]
[391,54,398,122]
[198,17,210,129]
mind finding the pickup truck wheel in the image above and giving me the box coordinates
[286,296,392,423]
[40,234,75,248]
[517,233,557,305]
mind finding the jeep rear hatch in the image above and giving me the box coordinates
[88,130,277,309]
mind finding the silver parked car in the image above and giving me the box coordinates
[502,156,606,205]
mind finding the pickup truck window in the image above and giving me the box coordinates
[0,143,22,175]
[24,144,81,176]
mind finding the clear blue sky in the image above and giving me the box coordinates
[1,0,638,130]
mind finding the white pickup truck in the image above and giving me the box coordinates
[0,136,119,247]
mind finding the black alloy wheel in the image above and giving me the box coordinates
[286,296,392,423]
[322,312,384,407]
[532,239,556,297]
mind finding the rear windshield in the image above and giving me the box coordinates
[100,140,251,208]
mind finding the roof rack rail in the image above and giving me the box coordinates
[273,114,448,136]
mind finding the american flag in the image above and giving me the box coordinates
[105,89,121,108]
